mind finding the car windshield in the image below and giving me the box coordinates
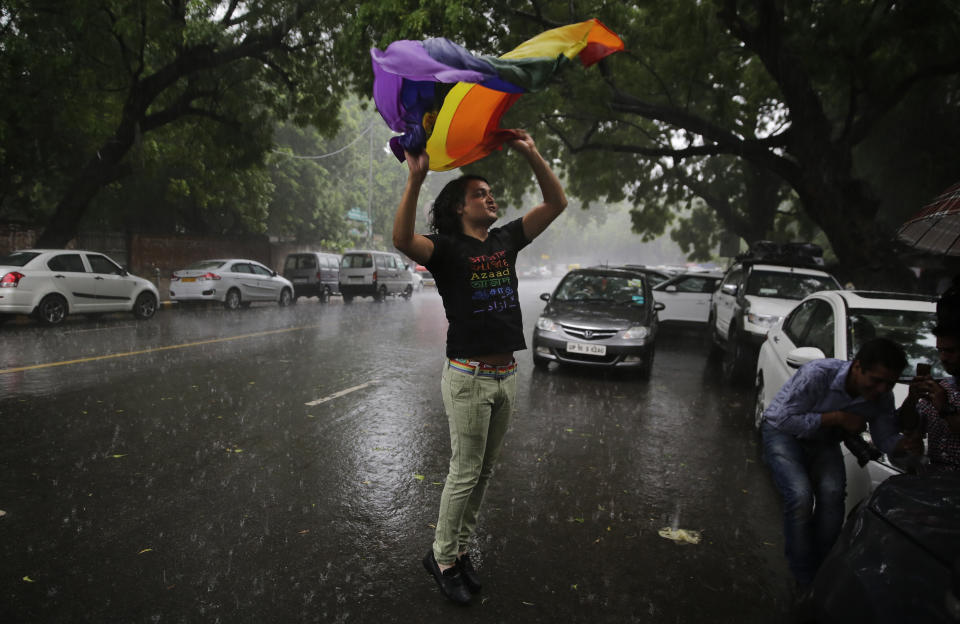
[342,254,373,268]
[745,270,838,300]
[847,309,944,378]
[186,260,226,270]
[0,251,41,267]
[554,273,646,305]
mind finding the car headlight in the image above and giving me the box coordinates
[622,325,650,340]
[746,312,781,328]
[536,317,560,332]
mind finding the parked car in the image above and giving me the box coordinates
[531,266,665,377]
[802,472,960,624]
[282,251,341,303]
[408,266,423,291]
[338,250,414,302]
[710,242,841,382]
[415,264,435,287]
[622,264,674,287]
[753,289,939,516]
[652,270,723,324]
[0,249,159,325]
[170,259,293,310]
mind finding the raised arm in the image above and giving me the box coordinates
[509,130,568,242]
[392,150,435,266]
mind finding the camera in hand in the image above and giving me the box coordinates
[843,432,882,467]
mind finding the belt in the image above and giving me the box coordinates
[448,358,518,379]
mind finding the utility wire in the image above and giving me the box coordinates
[271,121,378,160]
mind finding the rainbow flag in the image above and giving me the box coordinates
[371,19,624,171]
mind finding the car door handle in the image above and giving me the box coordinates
[773,335,779,343]
[95,276,105,280]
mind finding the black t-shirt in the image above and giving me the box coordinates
[425,218,531,358]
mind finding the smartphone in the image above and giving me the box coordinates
[917,362,932,377]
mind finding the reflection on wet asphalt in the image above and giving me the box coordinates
[0,282,791,622]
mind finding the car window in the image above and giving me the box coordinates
[187,260,227,270]
[231,263,253,274]
[847,309,942,377]
[342,254,372,268]
[720,268,743,294]
[784,299,819,344]
[672,276,712,293]
[803,300,835,357]
[86,254,122,275]
[250,264,272,277]
[47,254,86,272]
[745,270,838,300]
[0,251,41,267]
[554,273,646,305]
[318,257,330,268]
[300,255,317,269]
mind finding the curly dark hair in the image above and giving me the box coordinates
[429,174,489,236]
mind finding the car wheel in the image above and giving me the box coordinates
[224,288,241,311]
[320,287,331,304]
[374,285,387,302]
[753,377,765,430]
[133,292,158,320]
[343,294,353,304]
[402,285,413,300]
[278,288,293,307]
[722,329,751,386]
[36,293,68,325]
[639,348,655,379]
[707,312,723,359]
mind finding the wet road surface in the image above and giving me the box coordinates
[1,281,792,623]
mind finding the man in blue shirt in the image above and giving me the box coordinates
[761,337,919,589]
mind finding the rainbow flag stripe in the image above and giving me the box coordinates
[371,19,624,171]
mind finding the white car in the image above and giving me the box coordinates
[652,270,723,324]
[0,249,159,325]
[711,257,841,382]
[753,289,939,516]
[170,259,294,309]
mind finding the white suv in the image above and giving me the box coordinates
[710,245,841,383]
[0,249,160,325]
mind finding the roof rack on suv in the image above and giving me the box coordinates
[734,240,824,268]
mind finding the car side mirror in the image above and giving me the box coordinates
[272,270,278,277]
[786,346,826,369]
[665,285,678,292]
[654,302,665,311]
[540,293,550,301]
[721,283,738,296]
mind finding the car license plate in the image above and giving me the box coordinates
[567,342,606,356]
[293,277,307,283]
[182,277,196,282]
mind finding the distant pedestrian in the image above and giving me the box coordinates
[392,130,566,605]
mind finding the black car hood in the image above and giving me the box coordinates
[545,300,652,328]
[869,473,960,568]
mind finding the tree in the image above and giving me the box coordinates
[0,0,348,246]
[342,1,960,284]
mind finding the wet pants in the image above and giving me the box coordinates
[432,359,517,565]
[761,421,846,585]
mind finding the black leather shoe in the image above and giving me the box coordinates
[422,550,471,605]
[456,553,482,593]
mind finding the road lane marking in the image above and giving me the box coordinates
[305,381,377,406]
[0,325,324,375]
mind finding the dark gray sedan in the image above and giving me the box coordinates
[531,266,664,377]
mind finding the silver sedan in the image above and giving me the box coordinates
[170,259,294,310]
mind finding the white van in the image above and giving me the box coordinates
[338,250,414,302]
